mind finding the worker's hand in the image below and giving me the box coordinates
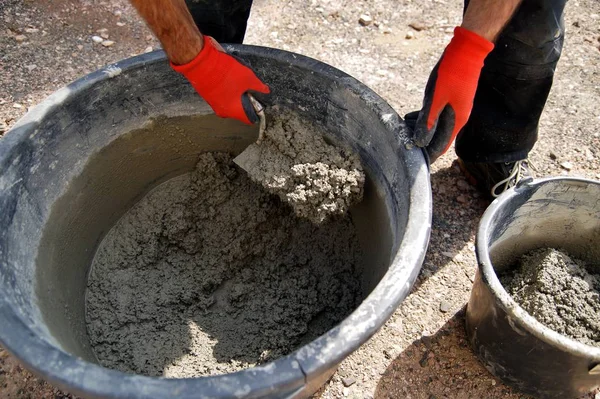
[171,36,270,125]
[407,27,494,163]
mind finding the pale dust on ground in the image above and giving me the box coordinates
[1,0,599,398]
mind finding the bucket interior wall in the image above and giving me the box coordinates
[488,180,600,275]
[0,53,415,364]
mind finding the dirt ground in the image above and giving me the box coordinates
[1,0,600,398]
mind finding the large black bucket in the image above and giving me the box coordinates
[0,45,431,398]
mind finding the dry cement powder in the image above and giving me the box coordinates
[501,248,600,347]
[85,152,363,377]
[238,108,365,224]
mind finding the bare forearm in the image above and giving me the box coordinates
[461,0,523,42]
[129,0,203,65]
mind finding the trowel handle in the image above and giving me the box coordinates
[247,94,264,114]
[248,94,266,143]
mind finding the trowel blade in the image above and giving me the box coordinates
[234,94,265,173]
[233,143,261,173]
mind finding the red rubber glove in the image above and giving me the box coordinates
[409,27,494,162]
[171,36,270,125]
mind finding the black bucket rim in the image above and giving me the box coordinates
[0,45,431,399]
[476,176,600,359]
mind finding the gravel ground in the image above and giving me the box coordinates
[1,0,599,398]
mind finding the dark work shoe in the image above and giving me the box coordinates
[458,159,533,199]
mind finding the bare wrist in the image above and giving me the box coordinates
[460,22,497,42]
[461,0,523,43]
[130,0,205,66]
[167,34,204,66]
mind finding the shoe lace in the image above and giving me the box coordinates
[490,160,530,198]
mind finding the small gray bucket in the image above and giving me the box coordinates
[467,177,600,399]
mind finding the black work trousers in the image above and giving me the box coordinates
[184,0,567,163]
[184,0,253,44]
[456,0,567,162]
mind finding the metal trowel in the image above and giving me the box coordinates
[233,94,266,173]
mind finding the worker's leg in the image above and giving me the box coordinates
[455,0,567,163]
[184,0,253,44]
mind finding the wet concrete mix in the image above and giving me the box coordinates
[501,248,600,347]
[238,107,364,224]
[85,111,366,377]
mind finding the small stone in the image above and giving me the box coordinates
[146,34,154,41]
[0,122,7,133]
[467,271,476,283]
[96,28,108,33]
[144,46,153,53]
[457,180,470,191]
[419,351,430,367]
[13,103,23,109]
[100,31,109,39]
[409,22,426,31]
[24,27,39,33]
[25,64,37,71]
[91,35,103,43]
[421,335,433,348]
[101,40,115,47]
[342,377,356,387]
[405,31,415,39]
[560,161,573,171]
[15,34,27,42]
[441,251,454,258]
[549,151,557,160]
[440,301,451,313]
[116,22,125,27]
[77,44,83,50]
[456,194,469,204]
[388,321,402,332]
[114,10,122,17]
[359,14,373,26]
[342,387,350,397]
[383,348,394,359]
